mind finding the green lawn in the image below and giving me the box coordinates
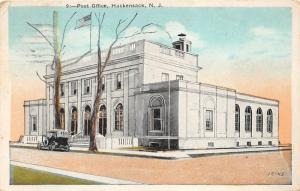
[10,165,102,185]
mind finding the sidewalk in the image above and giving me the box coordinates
[10,142,290,160]
[11,161,142,185]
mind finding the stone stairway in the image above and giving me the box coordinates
[70,135,90,148]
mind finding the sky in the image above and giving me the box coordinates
[9,6,291,143]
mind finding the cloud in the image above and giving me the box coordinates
[63,26,114,59]
[121,21,205,51]
[197,25,291,87]
[251,26,278,37]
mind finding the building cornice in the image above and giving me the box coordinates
[45,54,143,79]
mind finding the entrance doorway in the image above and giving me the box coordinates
[84,105,91,136]
[71,107,77,135]
[98,105,107,136]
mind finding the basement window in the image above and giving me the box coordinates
[149,142,160,148]
[208,142,214,147]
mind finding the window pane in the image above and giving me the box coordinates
[205,110,213,130]
[116,74,122,89]
[115,104,123,130]
[153,108,160,119]
[60,84,64,97]
[154,119,161,130]
[32,116,37,131]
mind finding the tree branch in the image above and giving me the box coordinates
[62,50,91,68]
[26,22,54,49]
[59,11,78,53]
[120,22,173,43]
[36,72,53,88]
[118,13,137,34]
[103,13,138,66]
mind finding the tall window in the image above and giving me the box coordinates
[116,73,122,89]
[267,109,273,133]
[161,73,169,81]
[98,105,107,136]
[84,106,91,135]
[83,79,90,94]
[256,108,263,132]
[176,75,184,80]
[32,116,37,132]
[71,107,78,135]
[205,110,213,131]
[115,103,123,131]
[59,108,65,129]
[101,76,105,91]
[235,104,240,131]
[60,83,65,97]
[71,81,77,95]
[245,106,252,132]
[149,96,164,131]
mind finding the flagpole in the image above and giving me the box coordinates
[89,12,92,55]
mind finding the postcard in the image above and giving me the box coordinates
[0,0,299,191]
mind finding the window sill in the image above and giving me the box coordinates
[205,129,213,132]
[149,130,163,133]
[113,130,124,132]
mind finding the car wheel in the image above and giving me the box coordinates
[64,144,69,152]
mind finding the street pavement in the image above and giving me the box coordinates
[10,146,291,185]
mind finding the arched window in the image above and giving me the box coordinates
[267,109,273,133]
[245,106,252,132]
[98,105,107,136]
[256,108,263,132]
[84,105,91,135]
[59,108,65,129]
[115,103,123,131]
[71,107,78,135]
[149,96,165,131]
[235,104,240,131]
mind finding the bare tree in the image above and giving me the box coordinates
[89,12,171,151]
[27,11,90,130]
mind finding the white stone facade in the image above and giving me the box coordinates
[23,37,279,149]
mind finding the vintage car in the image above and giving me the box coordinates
[37,129,70,152]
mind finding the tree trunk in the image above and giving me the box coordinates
[53,11,62,129]
[89,77,103,151]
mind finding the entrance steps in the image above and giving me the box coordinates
[70,142,89,148]
[70,135,90,148]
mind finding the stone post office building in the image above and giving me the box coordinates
[23,35,279,149]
